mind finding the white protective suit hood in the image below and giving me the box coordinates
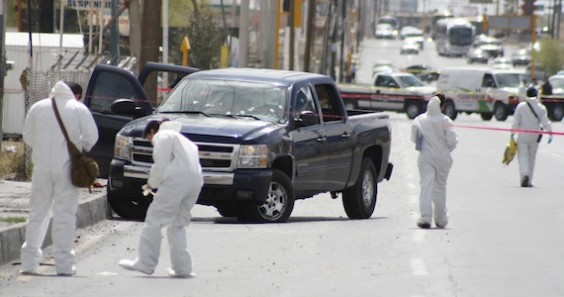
[411,96,458,159]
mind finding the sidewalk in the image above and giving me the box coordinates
[0,179,109,266]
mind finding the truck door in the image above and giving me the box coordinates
[84,62,198,177]
[83,65,152,177]
[290,85,327,192]
[315,83,354,191]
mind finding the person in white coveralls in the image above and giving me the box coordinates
[20,80,98,276]
[511,87,553,187]
[119,119,203,278]
[411,93,458,229]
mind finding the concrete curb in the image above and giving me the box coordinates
[0,192,108,266]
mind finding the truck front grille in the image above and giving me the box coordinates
[130,138,239,171]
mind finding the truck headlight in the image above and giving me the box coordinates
[114,134,132,161]
[237,144,269,168]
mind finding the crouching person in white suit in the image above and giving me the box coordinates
[119,119,203,278]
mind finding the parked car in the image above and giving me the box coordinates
[375,23,396,39]
[84,64,394,222]
[549,75,564,95]
[399,26,425,49]
[491,57,513,69]
[510,49,531,67]
[472,35,504,58]
[466,48,489,64]
[372,60,395,76]
[402,64,440,82]
[338,72,436,119]
[400,38,420,55]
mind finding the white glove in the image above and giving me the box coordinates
[141,184,155,197]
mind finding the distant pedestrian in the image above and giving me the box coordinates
[411,92,458,229]
[511,87,553,187]
[541,78,552,96]
[20,80,98,276]
[119,119,203,278]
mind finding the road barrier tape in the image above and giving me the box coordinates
[451,124,564,136]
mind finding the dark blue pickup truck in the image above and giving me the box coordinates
[84,63,393,223]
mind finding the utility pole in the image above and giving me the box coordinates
[338,0,346,83]
[303,0,315,72]
[239,0,249,67]
[0,0,6,145]
[289,0,295,70]
[139,0,161,105]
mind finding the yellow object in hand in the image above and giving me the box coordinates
[502,138,518,166]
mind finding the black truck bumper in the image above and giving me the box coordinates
[108,159,272,206]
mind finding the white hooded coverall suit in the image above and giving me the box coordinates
[511,96,552,185]
[136,123,203,275]
[21,81,98,274]
[411,97,458,226]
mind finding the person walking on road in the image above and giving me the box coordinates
[20,80,99,276]
[511,87,553,187]
[119,119,203,278]
[411,93,458,229]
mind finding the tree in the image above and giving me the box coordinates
[170,1,224,69]
[534,38,564,76]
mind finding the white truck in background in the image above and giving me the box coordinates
[436,67,528,121]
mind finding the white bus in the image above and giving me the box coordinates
[435,18,475,57]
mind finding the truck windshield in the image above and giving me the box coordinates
[448,27,473,46]
[158,78,288,123]
[397,75,425,87]
[495,73,523,88]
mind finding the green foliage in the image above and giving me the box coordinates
[170,4,225,69]
[533,38,564,77]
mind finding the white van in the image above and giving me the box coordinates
[437,67,528,121]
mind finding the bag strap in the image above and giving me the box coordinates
[525,101,540,123]
[51,98,72,143]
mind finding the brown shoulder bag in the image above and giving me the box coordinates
[52,98,99,191]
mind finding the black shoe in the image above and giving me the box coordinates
[521,176,530,187]
[416,219,431,229]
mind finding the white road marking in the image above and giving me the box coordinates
[410,257,428,276]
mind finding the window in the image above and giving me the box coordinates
[482,74,497,88]
[315,84,345,122]
[89,72,139,113]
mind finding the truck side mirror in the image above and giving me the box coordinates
[111,99,145,117]
[295,111,319,128]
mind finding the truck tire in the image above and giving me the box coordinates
[494,102,508,121]
[342,158,377,219]
[107,187,149,221]
[405,101,421,119]
[550,104,564,121]
[480,113,493,121]
[236,169,295,223]
[443,100,457,120]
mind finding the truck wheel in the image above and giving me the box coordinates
[494,102,508,121]
[405,102,421,119]
[551,105,564,121]
[236,169,295,223]
[107,187,149,221]
[342,158,377,219]
[443,100,457,120]
[480,113,493,121]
